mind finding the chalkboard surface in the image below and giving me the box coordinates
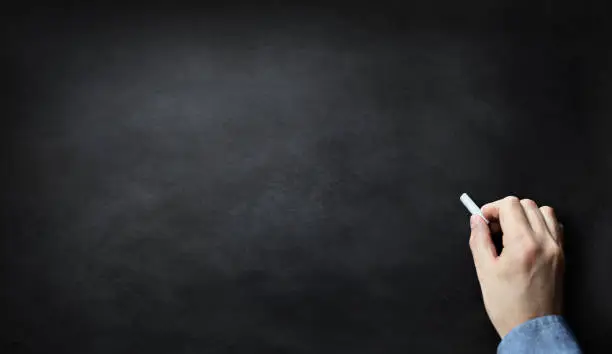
[2,2,611,353]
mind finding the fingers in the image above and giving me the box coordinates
[481,196,562,247]
[482,196,531,238]
[469,214,498,274]
[519,199,548,235]
[540,206,562,246]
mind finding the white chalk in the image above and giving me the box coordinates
[460,193,489,224]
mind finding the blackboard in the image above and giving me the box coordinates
[2,2,611,353]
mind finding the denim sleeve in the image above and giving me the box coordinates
[497,315,582,354]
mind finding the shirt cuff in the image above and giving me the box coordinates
[497,315,582,354]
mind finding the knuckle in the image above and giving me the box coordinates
[523,240,539,254]
[469,235,477,250]
[505,195,519,203]
[546,243,563,258]
[540,206,554,214]
[521,198,537,207]
[519,238,541,262]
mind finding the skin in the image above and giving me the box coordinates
[469,196,564,338]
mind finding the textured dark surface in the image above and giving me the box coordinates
[2,2,612,353]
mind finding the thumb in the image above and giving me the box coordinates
[469,214,497,272]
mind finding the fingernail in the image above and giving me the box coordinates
[470,214,480,229]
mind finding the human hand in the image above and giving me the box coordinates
[469,196,564,338]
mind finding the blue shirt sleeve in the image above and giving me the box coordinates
[497,315,582,354]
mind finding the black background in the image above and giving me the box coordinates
[2,1,611,353]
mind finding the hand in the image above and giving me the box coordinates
[469,196,564,338]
